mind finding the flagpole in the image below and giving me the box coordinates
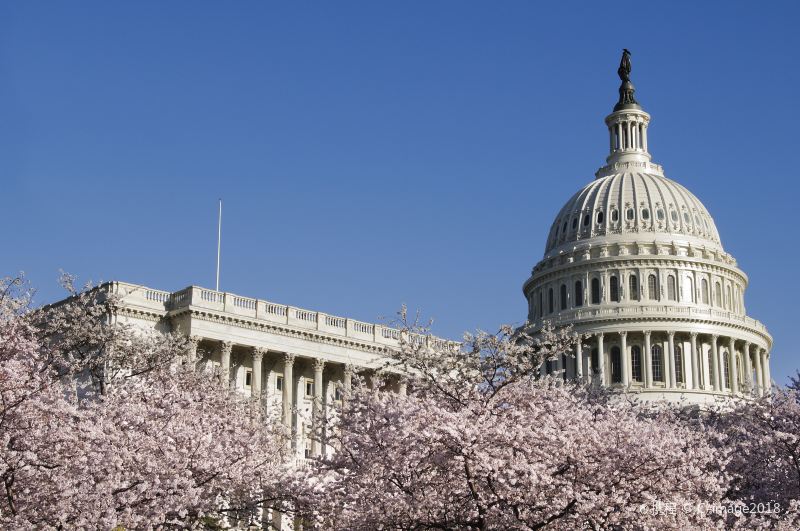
[216,199,222,292]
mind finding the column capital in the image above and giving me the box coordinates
[343,363,355,375]
[284,352,296,366]
[667,330,675,338]
[619,331,627,338]
[188,335,201,347]
[690,331,698,339]
[313,358,326,372]
[221,341,233,354]
[253,347,266,361]
[711,334,719,342]
[596,332,604,339]
[643,330,651,338]
[743,341,751,351]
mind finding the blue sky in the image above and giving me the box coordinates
[1,2,798,384]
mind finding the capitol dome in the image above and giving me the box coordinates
[524,51,772,404]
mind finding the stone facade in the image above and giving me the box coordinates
[522,73,772,404]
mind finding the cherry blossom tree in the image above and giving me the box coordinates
[0,275,289,528]
[289,318,729,529]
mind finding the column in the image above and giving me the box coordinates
[743,342,752,396]
[690,333,699,390]
[644,331,652,388]
[252,347,265,398]
[282,354,295,446]
[666,332,675,388]
[187,335,200,363]
[729,337,739,396]
[312,359,325,457]
[575,341,584,382]
[753,346,763,397]
[762,350,771,395]
[220,341,232,389]
[596,333,605,386]
[711,335,720,392]
[620,331,629,386]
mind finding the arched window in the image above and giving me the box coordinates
[656,208,665,221]
[610,276,619,302]
[591,278,601,304]
[538,291,543,318]
[629,275,640,301]
[648,274,658,300]
[574,281,583,307]
[626,208,635,221]
[674,345,683,384]
[560,284,568,310]
[631,346,642,382]
[683,275,694,303]
[667,275,676,301]
[701,279,709,304]
[652,344,663,382]
[611,209,619,222]
[596,211,604,224]
[670,210,678,222]
[726,285,732,310]
[591,348,599,375]
[548,288,554,314]
[641,208,650,220]
[714,282,722,307]
[723,350,731,389]
[572,218,578,230]
[583,214,590,227]
[611,346,622,384]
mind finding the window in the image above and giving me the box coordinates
[548,288,554,314]
[596,211,604,224]
[701,279,709,304]
[591,278,601,304]
[631,346,642,382]
[641,208,650,220]
[656,208,665,221]
[583,214,590,227]
[611,346,622,384]
[572,218,578,230]
[560,284,568,310]
[610,275,620,302]
[629,275,640,301]
[723,351,730,389]
[683,211,691,224]
[670,210,678,222]
[539,291,543,318]
[667,275,676,301]
[652,345,663,382]
[626,208,635,221]
[726,286,732,310]
[695,214,701,226]
[675,345,684,384]
[684,275,694,303]
[591,348,599,374]
[562,221,567,233]
[647,274,658,300]
[714,282,722,307]
[574,281,583,307]
[305,379,314,397]
[611,209,619,222]
[276,376,284,391]
[245,369,253,388]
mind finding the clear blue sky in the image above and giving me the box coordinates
[1,2,798,384]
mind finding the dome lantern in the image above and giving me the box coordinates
[604,49,652,167]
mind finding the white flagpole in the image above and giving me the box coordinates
[215,199,222,292]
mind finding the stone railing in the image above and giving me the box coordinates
[109,282,457,350]
[529,303,770,336]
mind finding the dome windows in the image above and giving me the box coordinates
[596,211,605,225]
[670,210,678,222]
[626,208,635,221]
[647,274,658,300]
[591,278,601,304]
[611,209,619,222]
[629,275,640,301]
[683,212,691,224]
[574,281,583,307]
[656,208,665,221]
[583,214,591,227]
[560,284,568,310]
[609,276,620,302]
[572,218,578,230]
[641,208,650,220]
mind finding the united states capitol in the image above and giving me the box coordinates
[80,52,773,462]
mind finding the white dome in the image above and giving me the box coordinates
[544,170,722,257]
